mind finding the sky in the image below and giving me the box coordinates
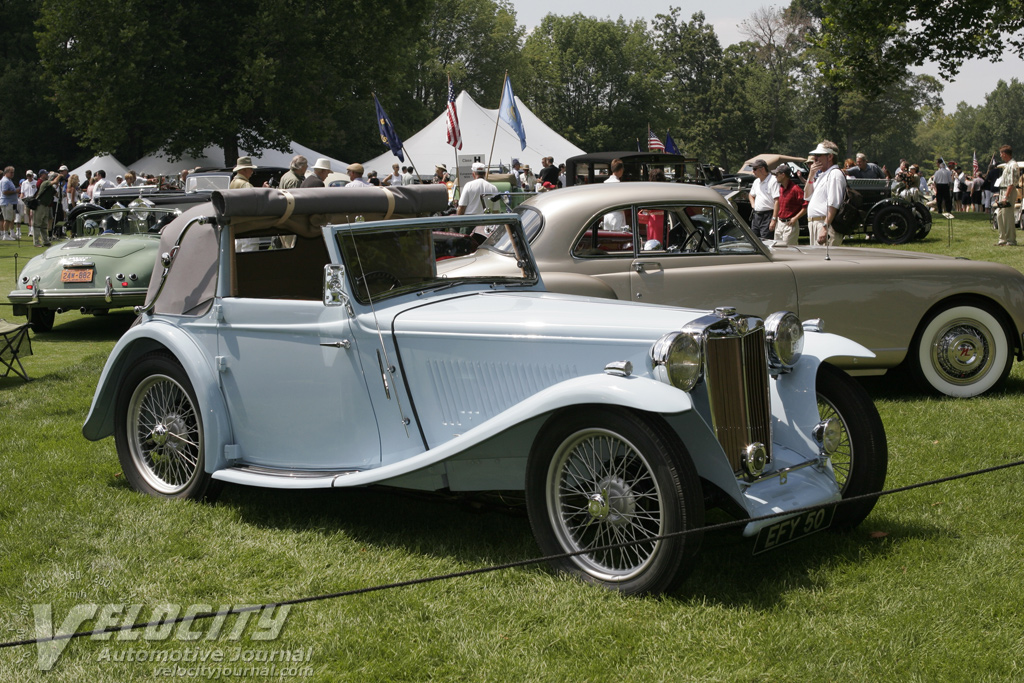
[513,0,1024,113]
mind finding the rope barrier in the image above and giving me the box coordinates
[1,457,1022,650]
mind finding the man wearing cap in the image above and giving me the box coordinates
[773,165,807,247]
[747,159,779,239]
[344,163,371,188]
[301,158,333,188]
[510,159,523,189]
[804,140,847,246]
[33,172,59,247]
[280,155,308,190]
[230,157,257,189]
[457,162,498,216]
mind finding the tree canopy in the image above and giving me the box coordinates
[1,0,1018,175]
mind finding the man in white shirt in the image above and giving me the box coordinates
[457,162,497,216]
[601,158,627,230]
[996,145,1020,246]
[804,141,847,246]
[747,159,780,239]
[932,159,952,213]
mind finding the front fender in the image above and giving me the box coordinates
[772,330,874,456]
[82,320,233,473]
[329,374,695,489]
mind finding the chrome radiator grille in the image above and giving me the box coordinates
[705,326,772,473]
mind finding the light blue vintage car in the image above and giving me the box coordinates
[83,186,887,595]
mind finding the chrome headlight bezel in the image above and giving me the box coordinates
[764,311,804,370]
[650,330,703,391]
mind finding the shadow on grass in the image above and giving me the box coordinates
[209,481,939,609]
[31,310,136,341]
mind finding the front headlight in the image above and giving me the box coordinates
[650,331,703,391]
[764,311,803,370]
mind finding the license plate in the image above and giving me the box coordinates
[752,505,835,555]
[61,268,94,283]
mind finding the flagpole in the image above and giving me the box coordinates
[401,145,419,184]
[486,72,507,181]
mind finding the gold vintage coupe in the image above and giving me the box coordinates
[439,183,1024,398]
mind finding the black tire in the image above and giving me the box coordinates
[872,205,916,244]
[526,407,704,596]
[816,363,888,530]
[114,351,221,501]
[909,300,1013,398]
[28,307,55,333]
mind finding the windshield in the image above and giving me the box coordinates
[334,216,537,305]
[76,207,178,236]
[479,205,544,254]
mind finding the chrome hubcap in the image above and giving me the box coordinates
[933,321,992,383]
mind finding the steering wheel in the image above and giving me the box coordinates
[682,231,706,253]
[356,270,403,291]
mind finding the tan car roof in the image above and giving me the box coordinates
[738,154,808,174]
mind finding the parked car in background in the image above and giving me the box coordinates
[8,202,178,331]
[713,176,932,245]
[564,152,710,186]
[439,183,1024,397]
[83,186,887,596]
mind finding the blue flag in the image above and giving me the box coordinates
[373,94,404,162]
[498,76,527,151]
[665,132,680,155]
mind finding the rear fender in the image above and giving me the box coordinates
[82,321,233,473]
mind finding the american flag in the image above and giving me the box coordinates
[972,150,979,176]
[445,77,463,150]
[647,130,665,153]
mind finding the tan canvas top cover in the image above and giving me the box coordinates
[738,154,807,174]
[144,185,450,315]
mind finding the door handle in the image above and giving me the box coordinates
[634,262,661,272]
[320,339,351,349]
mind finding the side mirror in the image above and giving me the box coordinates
[324,264,351,313]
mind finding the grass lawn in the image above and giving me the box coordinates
[2,213,1024,681]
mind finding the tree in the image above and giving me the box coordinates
[651,10,731,164]
[520,14,661,153]
[35,0,427,166]
[0,0,81,170]
[814,0,1024,93]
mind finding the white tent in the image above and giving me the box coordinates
[129,142,348,176]
[69,154,130,181]
[362,91,585,178]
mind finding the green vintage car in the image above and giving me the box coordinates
[8,203,178,332]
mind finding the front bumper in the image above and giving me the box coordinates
[739,444,842,537]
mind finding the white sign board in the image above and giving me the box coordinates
[457,153,486,187]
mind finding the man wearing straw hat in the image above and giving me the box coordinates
[301,158,333,188]
[230,156,257,189]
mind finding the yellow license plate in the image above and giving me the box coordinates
[61,268,94,283]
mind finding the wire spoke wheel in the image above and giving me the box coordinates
[128,374,202,494]
[548,428,663,581]
[115,351,219,501]
[526,408,703,595]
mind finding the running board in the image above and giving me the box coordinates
[212,465,360,489]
